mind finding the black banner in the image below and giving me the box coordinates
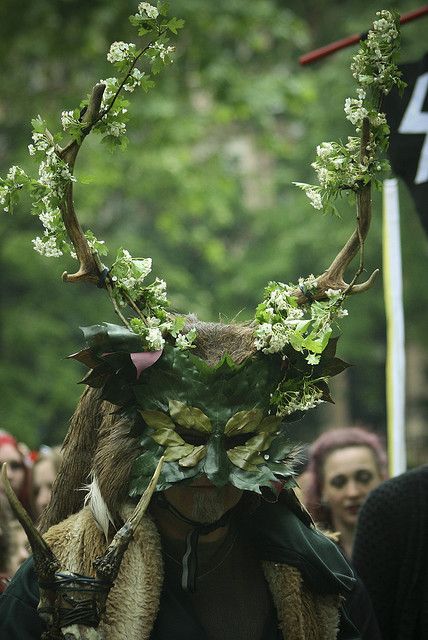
[383,53,428,235]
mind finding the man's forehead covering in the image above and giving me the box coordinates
[72,321,284,418]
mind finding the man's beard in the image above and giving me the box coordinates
[191,489,228,523]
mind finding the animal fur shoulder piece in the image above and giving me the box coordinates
[44,507,163,640]
[43,507,341,640]
[263,562,340,640]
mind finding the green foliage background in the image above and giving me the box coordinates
[1,0,427,453]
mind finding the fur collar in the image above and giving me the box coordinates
[44,507,340,639]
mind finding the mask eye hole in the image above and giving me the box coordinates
[225,433,256,449]
[175,428,208,446]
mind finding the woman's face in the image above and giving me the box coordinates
[32,458,57,519]
[0,443,25,495]
[322,445,383,532]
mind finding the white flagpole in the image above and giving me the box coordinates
[382,178,406,476]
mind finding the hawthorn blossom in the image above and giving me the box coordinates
[107,41,136,64]
[137,2,159,19]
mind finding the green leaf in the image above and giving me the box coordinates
[151,427,184,446]
[164,443,194,461]
[168,399,212,433]
[227,445,264,471]
[179,445,206,468]
[167,17,185,34]
[140,409,175,430]
[224,408,263,436]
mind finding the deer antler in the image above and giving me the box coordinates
[295,117,378,304]
[58,83,106,285]
[93,456,165,584]
[1,463,60,582]
[1,458,164,640]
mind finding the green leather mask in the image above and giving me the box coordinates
[72,322,346,497]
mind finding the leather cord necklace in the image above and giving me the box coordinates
[156,494,235,593]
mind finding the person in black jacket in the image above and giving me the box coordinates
[353,464,428,640]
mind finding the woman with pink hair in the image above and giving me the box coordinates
[302,426,388,560]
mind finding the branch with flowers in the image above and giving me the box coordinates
[0,2,194,353]
[253,10,405,415]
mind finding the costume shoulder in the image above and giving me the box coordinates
[43,506,107,575]
[247,494,355,595]
[0,557,45,640]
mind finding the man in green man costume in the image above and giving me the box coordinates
[0,4,403,638]
[0,317,382,640]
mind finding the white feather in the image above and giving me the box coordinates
[84,474,115,541]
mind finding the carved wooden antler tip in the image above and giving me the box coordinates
[349,267,379,294]
[62,269,99,284]
[1,463,60,580]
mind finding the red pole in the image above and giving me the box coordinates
[299,5,428,66]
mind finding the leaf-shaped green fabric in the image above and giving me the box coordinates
[68,347,100,369]
[244,431,275,453]
[204,438,231,485]
[224,408,263,436]
[258,415,282,434]
[151,427,184,447]
[266,434,294,462]
[140,409,175,430]
[81,322,146,354]
[132,345,283,423]
[229,465,278,493]
[131,449,160,477]
[168,399,211,433]
[227,446,264,471]
[179,445,207,468]
[164,443,194,462]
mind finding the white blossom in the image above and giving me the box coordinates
[299,274,318,290]
[325,288,342,299]
[99,77,119,108]
[146,316,161,327]
[124,68,145,92]
[30,132,50,153]
[32,235,63,257]
[306,188,323,210]
[149,42,175,62]
[61,110,78,132]
[175,332,197,350]
[106,121,126,137]
[39,209,60,232]
[316,142,334,158]
[306,352,321,365]
[137,2,159,19]
[150,278,167,302]
[107,41,136,64]
[146,327,165,351]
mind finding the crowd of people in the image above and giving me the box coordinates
[0,431,61,593]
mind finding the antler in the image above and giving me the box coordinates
[1,458,164,639]
[58,83,106,285]
[93,456,165,583]
[1,463,60,582]
[295,117,378,304]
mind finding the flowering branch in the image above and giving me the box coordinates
[254,10,404,416]
[0,2,194,352]
[293,10,404,302]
